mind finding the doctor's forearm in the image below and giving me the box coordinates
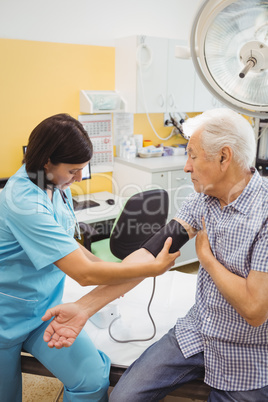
[74,280,143,318]
[78,242,102,262]
[74,248,154,317]
[57,237,179,285]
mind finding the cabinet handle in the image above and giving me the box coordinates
[158,94,165,108]
[168,94,175,107]
[175,177,187,181]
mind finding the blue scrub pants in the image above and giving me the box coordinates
[110,326,268,402]
[0,321,110,402]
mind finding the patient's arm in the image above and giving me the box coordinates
[74,219,195,314]
[196,218,268,327]
[42,248,155,348]
[42,218,194,348]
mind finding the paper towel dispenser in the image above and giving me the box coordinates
[80,90,126,113]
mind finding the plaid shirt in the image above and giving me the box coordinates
[175,170,268,391]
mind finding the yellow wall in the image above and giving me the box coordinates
[134,113,196,147]
[0,38,187,194]
[0,38,115,192]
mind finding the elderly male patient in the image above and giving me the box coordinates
[42,108,268,402]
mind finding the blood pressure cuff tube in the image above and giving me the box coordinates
[141,219,189,257]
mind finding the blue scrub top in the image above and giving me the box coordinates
[0,165,79,346]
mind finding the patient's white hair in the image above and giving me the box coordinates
[182,108,256,171]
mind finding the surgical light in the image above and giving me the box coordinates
[177,0,268,118]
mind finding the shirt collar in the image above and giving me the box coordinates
[223,168,262,215]
[204,169,262,215]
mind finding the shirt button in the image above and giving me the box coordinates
[210,291,214,297]
[207,317,211,322]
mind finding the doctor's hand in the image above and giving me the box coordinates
[42,303,88,348]
[154,237,180,275]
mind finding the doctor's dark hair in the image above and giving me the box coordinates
[24,113,93,186]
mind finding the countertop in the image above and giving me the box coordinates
[114,155,188,173]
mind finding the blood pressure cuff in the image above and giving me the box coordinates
[141,219,189,257]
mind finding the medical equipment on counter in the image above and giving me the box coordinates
[118,136,137,159]
[138,145,163,158]
[134,134,143,155]
[89,303,120,329]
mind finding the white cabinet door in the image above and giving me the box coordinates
[167,39,195,113]
[116,35,224,114]
[138,37,197,114]
[193,72,224,112]
[136,36,168,113]
[115,35,168,114]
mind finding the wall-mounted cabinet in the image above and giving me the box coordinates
[167,38,195,113]
[115,35,221,114]
[115,35,168,113]
[193,74,223,111]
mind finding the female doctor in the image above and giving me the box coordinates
[0,113,179,402]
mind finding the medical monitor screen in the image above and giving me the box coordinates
[81,163,91,180]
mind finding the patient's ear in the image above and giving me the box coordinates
[219,147,232,170]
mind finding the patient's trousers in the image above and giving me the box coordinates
[110,326,268,402]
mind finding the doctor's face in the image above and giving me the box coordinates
[184,129,222,196]
[44,160,89,190]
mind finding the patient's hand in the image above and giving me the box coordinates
[195,217,213,267]
[42,303,88,348]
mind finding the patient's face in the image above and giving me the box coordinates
[184,129,222,196]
